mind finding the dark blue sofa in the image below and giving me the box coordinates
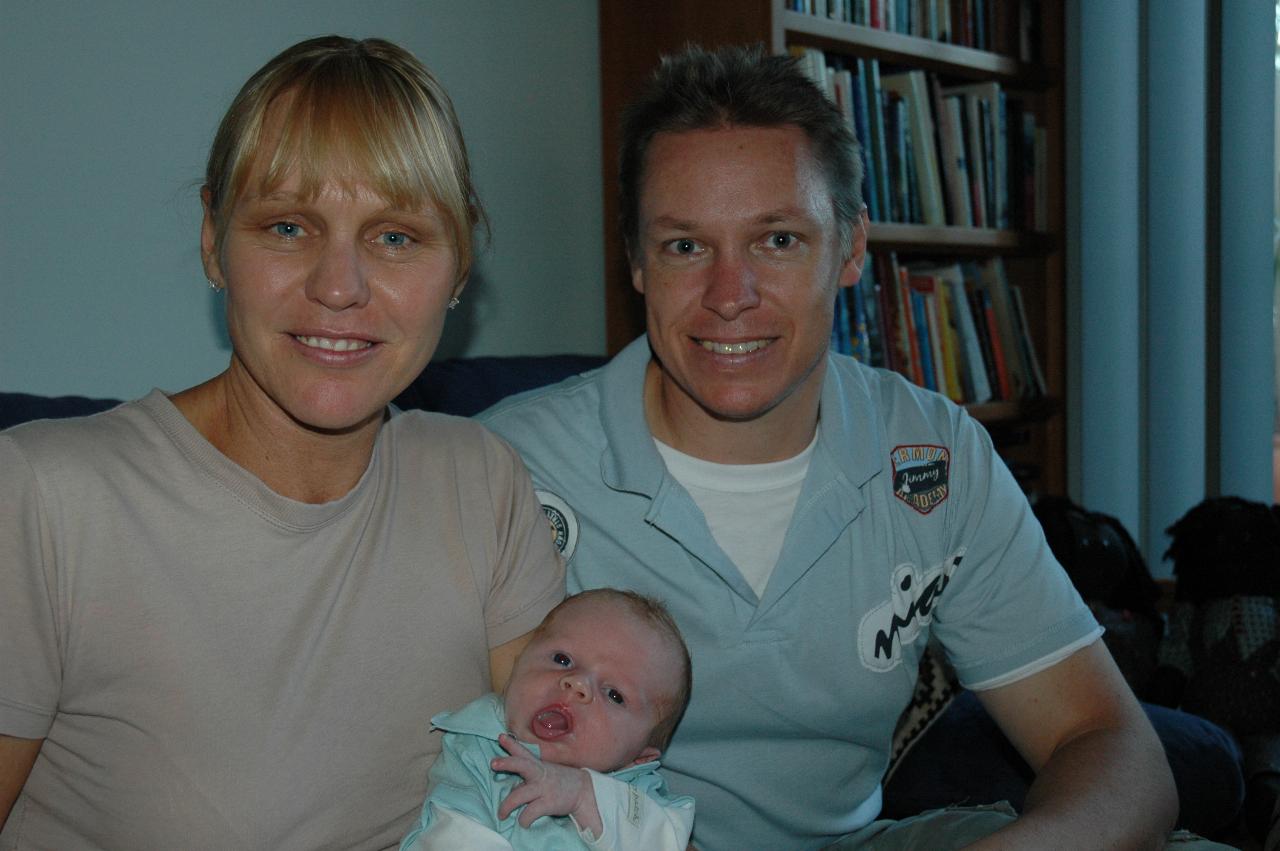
[0,353,1246,838]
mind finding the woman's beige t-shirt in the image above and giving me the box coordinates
[0,391,564,850]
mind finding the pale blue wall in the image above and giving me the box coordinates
[1069,0,1276,577]
[1218,0,1278,500]
[1070,1,1144,543]
[0,1,605,399]
[1145,3,1208,570]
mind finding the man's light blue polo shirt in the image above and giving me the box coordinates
[481,336,1100,851]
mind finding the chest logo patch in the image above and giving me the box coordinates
[535,490,579,562]
[858,551,963,672]
[891,444,950,515]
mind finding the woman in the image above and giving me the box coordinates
[0,36,563,849]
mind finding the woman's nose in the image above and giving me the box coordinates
[560,673,591,703]
[306,241,371,311]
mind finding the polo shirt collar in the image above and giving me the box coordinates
[814,351,886,491]
[598,338,886,496]
[598,335,665,496]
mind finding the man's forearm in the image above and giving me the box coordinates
[967,722,1177,850]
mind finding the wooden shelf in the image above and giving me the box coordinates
[967,396,1060,425]
[868,222,1058,254]
[780,11,1059,86]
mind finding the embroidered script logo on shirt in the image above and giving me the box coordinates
[857,551,964,672]
[626,784,643,826]
[890,444,951,514]
[534,490,579,561]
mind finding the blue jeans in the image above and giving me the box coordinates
[821,802,1235,850]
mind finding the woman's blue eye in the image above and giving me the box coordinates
[273,222,301,238]
[380,231,410,247]
[769,232,795,249]
[606,688,625,705]
[553,652,571,667]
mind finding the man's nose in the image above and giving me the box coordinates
[560,672,592,703]
[701,251,761,320]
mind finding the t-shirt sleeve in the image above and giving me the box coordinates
[929,412,1101,689]
[477,429,565,648]
[0,435,62,738]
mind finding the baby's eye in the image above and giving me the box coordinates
[605,688,625,705]
[272,222,303,238]
[552,652,572,667]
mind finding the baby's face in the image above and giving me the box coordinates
[504,597,678,772]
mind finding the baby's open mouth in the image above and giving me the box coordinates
[531,705,573,740]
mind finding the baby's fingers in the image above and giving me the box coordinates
[497,782,538,822]
[497,733,534,760]
[515,798,554,829]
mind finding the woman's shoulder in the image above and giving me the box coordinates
[2,393,163,461]
[386,409,526,470]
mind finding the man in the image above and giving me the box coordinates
[482,45,1178,850]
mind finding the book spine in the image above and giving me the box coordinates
[980,287,1012,399]
[910,288,937,391]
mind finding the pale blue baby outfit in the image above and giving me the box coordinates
[399,693,693,850]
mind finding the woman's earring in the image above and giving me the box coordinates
[448,297,460,310]
[208,279,223,293]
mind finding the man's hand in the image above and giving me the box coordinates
[493,733,603,837]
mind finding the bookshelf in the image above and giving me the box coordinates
[598,0,1066,494]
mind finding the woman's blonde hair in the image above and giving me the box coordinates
[204,35,485,281]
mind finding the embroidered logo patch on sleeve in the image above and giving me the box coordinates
[535,490,579,561]
[890,445,951,514]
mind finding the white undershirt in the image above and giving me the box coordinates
[654,434,817,599]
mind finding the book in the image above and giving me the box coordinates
[929,75,969,226]
[908,287,936,390]
[955,93,988,227]
[918,262,992,403]
[859,58,892,223]
[860,255,887,367]
[965,280,1004,400]
[842,66,880,221]
[884,92,910,222]
[940,263,993,403]
[924,284,958,399]
[1009,284,1047,397]
[976,286,1012,399]
[942,81,1006,228]
[881,70,946,225]
[979,257,1030,398]
[873,253,905,373]
[893,257,923,384]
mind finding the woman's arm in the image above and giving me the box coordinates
[488,632,534,693]
[0,734,42,829]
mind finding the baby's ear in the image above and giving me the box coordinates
[630,746,661,766]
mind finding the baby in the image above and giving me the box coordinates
[399,588,694,850]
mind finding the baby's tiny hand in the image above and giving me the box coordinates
[492,733,600,834]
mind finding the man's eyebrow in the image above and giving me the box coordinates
[647,215,698,232]
[646,208,816,232]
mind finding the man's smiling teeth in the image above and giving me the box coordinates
[699,339,772,355]
[294,335,372,352]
